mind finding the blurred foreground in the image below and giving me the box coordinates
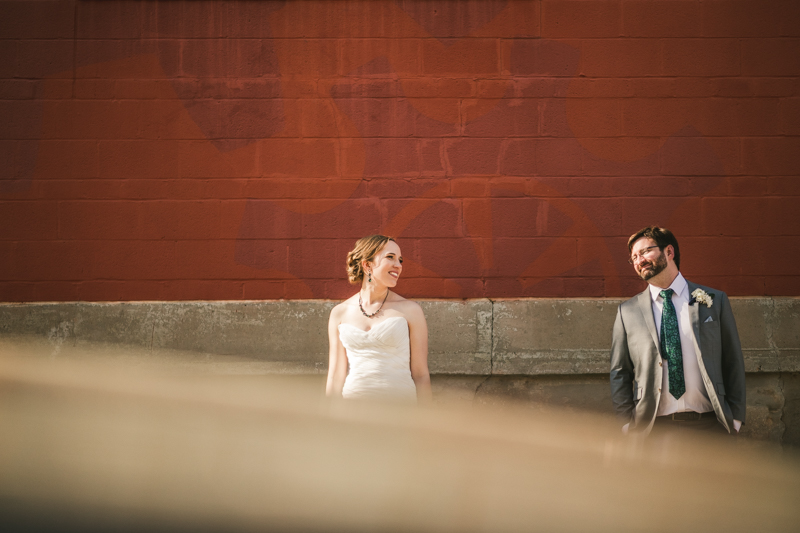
[1,344,799,532]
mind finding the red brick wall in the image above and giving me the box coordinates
[1,0,799,301]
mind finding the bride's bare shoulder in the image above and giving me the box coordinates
[330,296,357,320]
[391,294,425,319]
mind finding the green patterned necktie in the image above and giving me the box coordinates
[659,289,686,399]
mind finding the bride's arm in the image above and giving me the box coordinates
[325,305,348,398]
[406,303,432,404]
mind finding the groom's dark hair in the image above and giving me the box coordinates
[628,226,681,269]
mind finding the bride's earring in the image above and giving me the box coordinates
[367,269,372,283]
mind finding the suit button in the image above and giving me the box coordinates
[659,361,663,367]
[658,388,662,393]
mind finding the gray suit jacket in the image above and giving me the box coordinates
[609,281,746,434]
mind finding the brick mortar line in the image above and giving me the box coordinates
[10,36,800,40]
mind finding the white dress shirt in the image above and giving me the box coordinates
[649,273,714,416]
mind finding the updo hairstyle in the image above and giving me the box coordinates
[346,235,395,284]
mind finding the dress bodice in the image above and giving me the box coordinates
[338,316,417,402]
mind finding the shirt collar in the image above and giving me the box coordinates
[649,272,688,303]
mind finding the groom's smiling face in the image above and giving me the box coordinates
[631,238,667,281]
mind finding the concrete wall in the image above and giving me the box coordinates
[2,297,798,447]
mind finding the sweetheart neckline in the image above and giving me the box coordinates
[338,316,407,334]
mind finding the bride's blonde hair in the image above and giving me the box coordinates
[346,235,395,284]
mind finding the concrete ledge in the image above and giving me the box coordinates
[492,298,800,375]
[492,299,618,375]
[0,301,335,371]
[420,299,493,375]
[1,298,799,375]
[728,298,800,373]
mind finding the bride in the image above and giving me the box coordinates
[326,235,432,403]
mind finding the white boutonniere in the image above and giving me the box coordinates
[691,288,714,307]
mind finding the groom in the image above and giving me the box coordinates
[610,226,746,435]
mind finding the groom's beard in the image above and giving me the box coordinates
[637,252,667,281]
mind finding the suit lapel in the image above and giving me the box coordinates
[637,289,661,358]
[685,281,728,431]
[686,281,703,360]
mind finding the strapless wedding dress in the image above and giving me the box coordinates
[338,316,417,402]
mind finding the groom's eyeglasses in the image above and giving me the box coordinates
[628,245,660,264]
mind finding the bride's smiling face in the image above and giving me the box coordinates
[365,240,403,287]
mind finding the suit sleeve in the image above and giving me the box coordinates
[610,305,635,422]
[718,292,747,423]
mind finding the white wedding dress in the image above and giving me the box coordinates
[338,316,417,402]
